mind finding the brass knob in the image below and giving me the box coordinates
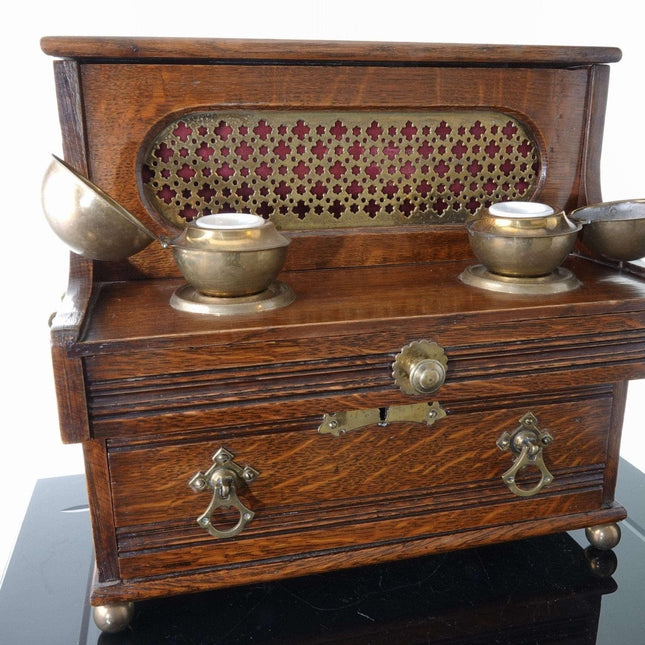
[392,340,448,396]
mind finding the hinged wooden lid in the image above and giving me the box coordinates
[40,37,622,66]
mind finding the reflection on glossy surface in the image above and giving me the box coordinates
[3,466,645,645]
[94,533,616,644]
[585,546,619,578]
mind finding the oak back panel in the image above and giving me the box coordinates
[42,38,617,282]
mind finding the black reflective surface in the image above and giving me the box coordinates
[1,460,644,645]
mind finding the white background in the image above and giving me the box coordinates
[1,0,644,577]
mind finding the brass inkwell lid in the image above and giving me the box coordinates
[570,199,645,262]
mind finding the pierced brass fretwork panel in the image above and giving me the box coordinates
[139,110,542,230]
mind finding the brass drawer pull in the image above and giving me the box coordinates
[319,401,446,436]
[188,448,259,539]
[496,412,554,498]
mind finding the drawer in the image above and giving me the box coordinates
[108,386,615,581]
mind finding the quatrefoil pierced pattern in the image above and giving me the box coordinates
[139,110,541,230]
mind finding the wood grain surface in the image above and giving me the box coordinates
[41,39,639,607]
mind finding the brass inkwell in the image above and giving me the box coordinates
[460,201,583,294]
[41,155,294,315]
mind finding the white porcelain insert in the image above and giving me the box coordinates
[488,201,555,218]
[195,213,265,230]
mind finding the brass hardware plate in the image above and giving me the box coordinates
[496,412,554,497]
[139,110,540,230]
[392,340,448,396]
[188,447,259,539]
[318,401,446,436]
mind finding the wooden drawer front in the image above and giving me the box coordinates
[108,387,614,580]
[81,263,645,445]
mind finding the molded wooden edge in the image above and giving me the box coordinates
[577,64,611,207]
[47,58,95,445]
[603,381,629,504]
[89,504,626,605]
[50,338,90,444]
[40,37,622,66]
[53,60,89,171]
[49,61,96,336]
[84,441,121,581]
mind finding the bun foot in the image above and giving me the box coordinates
[585,522,621,550]
[92,601,135,633]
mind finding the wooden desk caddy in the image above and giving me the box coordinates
[41,37,645,632]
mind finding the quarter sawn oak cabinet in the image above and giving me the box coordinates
[41,37,645,632]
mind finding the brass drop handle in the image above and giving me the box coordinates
[392,340,448,395]
[189,448,259,539]
[497,412,554,498]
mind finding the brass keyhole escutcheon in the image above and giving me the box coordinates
[188,448,259,539]
[392,340,448,396]
[497,412,554,498]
